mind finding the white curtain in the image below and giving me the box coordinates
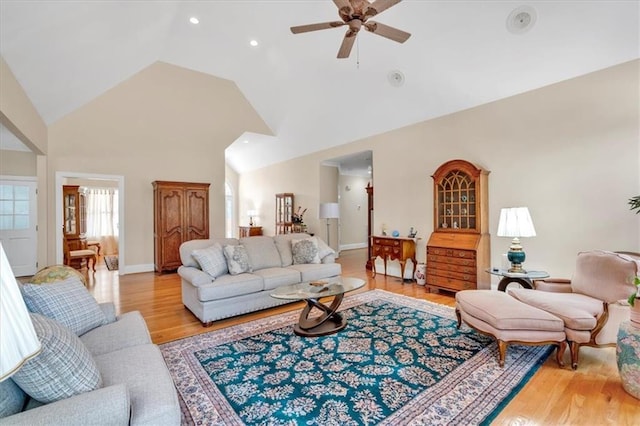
[85,188,118,255]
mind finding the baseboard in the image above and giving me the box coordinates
[122,263,155,275]
[339,242,367,251]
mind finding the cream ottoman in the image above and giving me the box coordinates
[455,290,567,367]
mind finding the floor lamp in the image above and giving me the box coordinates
[319,202,340,247]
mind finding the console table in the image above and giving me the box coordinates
[239,226,263,238]
[370,236,417,282]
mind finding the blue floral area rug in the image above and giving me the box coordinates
[160,290,552,425]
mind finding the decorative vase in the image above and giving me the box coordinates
[630,303,640,329]
[616,321,640,399]
[415,264,426,286]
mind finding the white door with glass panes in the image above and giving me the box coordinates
[0,179,37,276]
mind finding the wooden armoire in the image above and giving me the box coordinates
[153,181,210,273]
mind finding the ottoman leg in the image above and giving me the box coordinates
[497,340,508,367]
[455,308,462,329]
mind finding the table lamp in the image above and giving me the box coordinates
[496,207,536,273]
[319,202,340,247]
[0,243,41,382]
[247,210,258,226]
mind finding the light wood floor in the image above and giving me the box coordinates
[86,248,639,425]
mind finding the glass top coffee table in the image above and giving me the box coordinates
[270,277,366,337]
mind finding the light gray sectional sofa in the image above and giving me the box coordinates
[1,277,180,426]
[178,234,342,325]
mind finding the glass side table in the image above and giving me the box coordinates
[486,268,550,292]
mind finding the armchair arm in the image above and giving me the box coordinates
[0,384,130,426]
[534,278,573,293]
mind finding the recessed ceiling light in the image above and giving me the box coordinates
[189,17,199,25]
[243,140,249,144]
[249,39,259,47]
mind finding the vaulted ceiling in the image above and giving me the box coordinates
[1,1,638,173]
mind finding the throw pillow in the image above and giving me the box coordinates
[223,244,252,275]
[11,314,102,404]
[21,278,107,336]
[29,264,87,287]
[192,243,228,278]
[292,237,321,264]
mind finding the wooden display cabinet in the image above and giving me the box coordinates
[153,181,210,273]
[426,160,490,292]
[275,193,294,234]
[63,185,87,252]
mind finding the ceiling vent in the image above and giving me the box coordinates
[507,6,537,34]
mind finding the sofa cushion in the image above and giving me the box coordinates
[80,311,152,357]
[21,278,106,336]
[292,237,321,264]
[289,262,342,282]
[252,267,302,291]
[223,244,252,275]
[197,274,264,301]
[0,379,27,418]
[241,236,283,270]
[191,243,228,278]
[94,344,180,425]
[11,314,102,404]
[508,288,601,330]
[273,233,310,267]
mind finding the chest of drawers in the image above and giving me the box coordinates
[426,233,490,292]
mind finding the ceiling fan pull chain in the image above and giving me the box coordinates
[356,36,360,69]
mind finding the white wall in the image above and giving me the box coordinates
[240,60,640,280]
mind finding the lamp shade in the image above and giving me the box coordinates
[496,207,536,238]
[247,209,258,217]
[319,202,340,219]
[0,243,41,381]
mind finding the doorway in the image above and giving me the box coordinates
[55,172,125,274]
[321,150,373,254]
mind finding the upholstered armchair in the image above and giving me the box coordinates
[508,250,639,369]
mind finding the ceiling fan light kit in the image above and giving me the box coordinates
[290,0,411,59]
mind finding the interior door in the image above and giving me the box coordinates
[0,179,37,276]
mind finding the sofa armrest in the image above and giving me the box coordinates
[321,253,336,264]
[178,265,214,286]
[0,384,130,426]
[534,278,573,293]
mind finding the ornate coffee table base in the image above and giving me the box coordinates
[294,294,346,337]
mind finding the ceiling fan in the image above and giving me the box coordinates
[290,0,411,59]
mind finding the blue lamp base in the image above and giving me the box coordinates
[507,249,526,273]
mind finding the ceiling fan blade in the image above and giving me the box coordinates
[364,21,411,43]
[364,0,402,19]
[291,21,346,34]
[337,31,357,58]
[333,0,351,11]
